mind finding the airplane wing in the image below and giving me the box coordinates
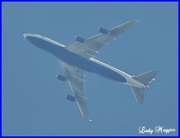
[59,61,92,121]
[66,20,139,58]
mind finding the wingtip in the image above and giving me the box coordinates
[151,69,158,76]
[135,20,140,23]
[89,119,92,122]
[128,20,140,24]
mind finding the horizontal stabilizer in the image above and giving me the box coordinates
[131,70,158,104]
[133,70,158,86]
[131,86,145,104]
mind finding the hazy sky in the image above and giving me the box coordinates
[3,2,178,136]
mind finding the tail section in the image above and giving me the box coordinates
[131,86,145,104]
[131,70,158,104]
[132,70,158,87]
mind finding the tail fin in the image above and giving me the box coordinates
[131,70,158,104]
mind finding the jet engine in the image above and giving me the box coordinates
[67,94,76,102]
[99,27,109,34]
[56,74,66,81]
[75,36,85,43]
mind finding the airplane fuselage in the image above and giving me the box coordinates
[24,34,146,88]
[23,20,158,120]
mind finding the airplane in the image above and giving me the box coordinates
[23,20,158,121]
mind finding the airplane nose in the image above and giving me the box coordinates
[23,33,39,45]
[23,33,43,40]
[23,33,35,40]
[23,33,40,43]
[23,33,28,39]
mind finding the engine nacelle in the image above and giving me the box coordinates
[75,36,85,43]
[99,27,109,34]
[67,94,76,102]
[56,74,66,81]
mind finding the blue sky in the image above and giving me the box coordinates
[2,2,178,136]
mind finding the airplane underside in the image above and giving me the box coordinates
[23,20,158,121]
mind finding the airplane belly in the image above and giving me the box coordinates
[24,34,127,84]
[57,51,127,83]
[90,61,127,83]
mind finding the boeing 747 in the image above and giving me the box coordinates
[23,20,157,121]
